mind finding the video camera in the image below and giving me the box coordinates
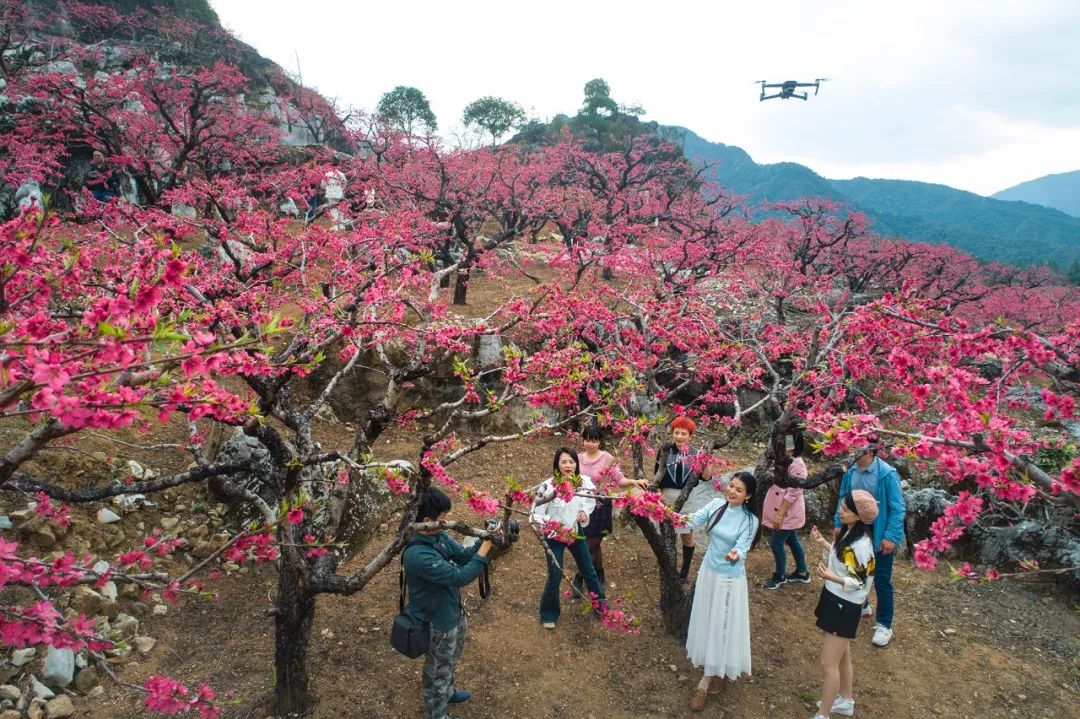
[482,518,520,547]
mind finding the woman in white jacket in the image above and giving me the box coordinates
[531,447,606,629]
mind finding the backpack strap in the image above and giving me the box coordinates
[478,562,491,599]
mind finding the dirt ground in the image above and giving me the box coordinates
[53,433,1079,719]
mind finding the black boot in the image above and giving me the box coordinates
[680,546,695,582]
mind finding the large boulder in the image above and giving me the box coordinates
[903,487,954,552]
[298,347,391,424]
[310,460,402,556]
[208,430,401,555]
[803,483,839,531]
[975,520,1080,592]
[207,428,278,519]
[299,342,468,424]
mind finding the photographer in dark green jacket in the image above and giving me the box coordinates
[403,489,493,719]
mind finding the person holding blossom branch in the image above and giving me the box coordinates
[809,489,878,719]
[761,431,811,589]
[679,471,761,711]
[576,424,648,590]
[530,447,606,629]
[655,416,708,582]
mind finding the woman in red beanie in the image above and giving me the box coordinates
[654,416,705,581]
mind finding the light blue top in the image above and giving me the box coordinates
[849,463,880,495]
[685,498,759,578]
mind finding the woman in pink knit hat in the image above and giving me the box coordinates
[807,489,878,719]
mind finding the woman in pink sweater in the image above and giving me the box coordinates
[576,424,648,589]
[761,431,810,589]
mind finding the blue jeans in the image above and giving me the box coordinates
[769,529,807,578]
[874,548,895,628]
[540,538,604,623]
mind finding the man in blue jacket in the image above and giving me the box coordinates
[403,489,493,719]
[833,438,906,646]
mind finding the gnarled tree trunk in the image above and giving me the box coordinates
[271,551,317,715]
[633,441,697,638]
[633,514,694,637]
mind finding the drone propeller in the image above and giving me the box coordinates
[814,77,831,83]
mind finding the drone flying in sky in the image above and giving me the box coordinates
[758,79,828,101]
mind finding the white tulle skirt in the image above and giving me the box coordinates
[685,569,752,679]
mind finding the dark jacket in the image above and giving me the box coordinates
[86,162,120,195]
[402,531,489,631]
[654,442,704,490]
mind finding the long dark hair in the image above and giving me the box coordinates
[706,471,763,550]
[791,430,805,458]
[552,447,580,478]
[835,491,871,561]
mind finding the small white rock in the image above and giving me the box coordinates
[96,508,122,524]
[29,676,54,701]
[132,636,157,654]
[11,648,36,667]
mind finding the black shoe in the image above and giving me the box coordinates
[763,576,786,590]
[788,571,812,584]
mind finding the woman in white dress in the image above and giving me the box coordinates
[680,471,761,711]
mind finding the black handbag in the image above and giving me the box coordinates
[390,538,491,658]
[390,613,429,658]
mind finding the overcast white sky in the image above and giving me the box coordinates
[211,0,1080,196]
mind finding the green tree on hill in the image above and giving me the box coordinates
[462,96,526,144]
[376,85,437,135]
[581,78,618,117]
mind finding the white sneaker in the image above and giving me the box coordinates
[816,695,855,716]
[541,621,556,630]
[872,623,893,646]
[860,602,873,619]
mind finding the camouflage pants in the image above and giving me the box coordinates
[420,614,467,719]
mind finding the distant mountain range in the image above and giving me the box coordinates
[992,170,1080,219]
[673,128,1080,268]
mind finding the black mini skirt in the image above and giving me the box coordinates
[583,498,613,538]
[814,585,863,639]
